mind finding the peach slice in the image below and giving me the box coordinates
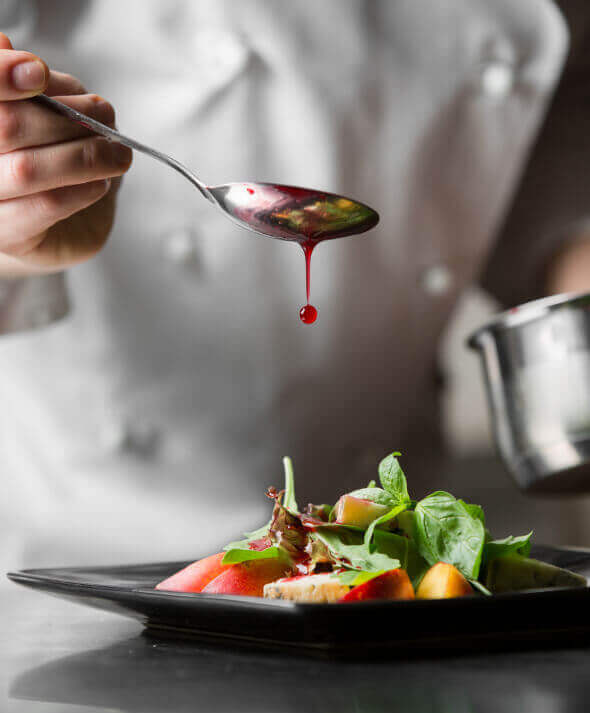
[202,558,293,597]
[416,562,473,599]
[334,494,391,529]
[339,569,415,602]
[155,552,230,593]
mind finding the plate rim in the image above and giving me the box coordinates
[6,542,590,610]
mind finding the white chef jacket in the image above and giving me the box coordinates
[0,0,576,571]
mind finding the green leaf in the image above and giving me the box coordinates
[470,579,492,596]
[282,456,298,513]
[222,546,282,564]
[346,487,394,506]
[314,528,401,573]
[372,529,430,588]
[483,532,532,563]
[459,500,485,527]
[372,529,410,565]
[366,479,377,489]
[238,524,270,543]
[331,570,385,587]
[378,452,410,505]
[225,455,299,553]
[223,536,266,552]
[414,491,486,580]
[364,502,409,550]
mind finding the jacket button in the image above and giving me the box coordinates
[480,60,515,98]
[161,227,200,269]
[420,264,453,296]
[102,419,161,459]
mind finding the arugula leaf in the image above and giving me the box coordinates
[414,491,486,580]
[346,487,394,506]
[223,456,300,564]
[378,452,410,505]
[282,456,298,512]
[364,502,409,550]
[314,528,401,573]
[483,532,532,563]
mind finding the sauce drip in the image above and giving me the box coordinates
[230,184,378,323]
[299,303,318,324]
[299,240,317,324]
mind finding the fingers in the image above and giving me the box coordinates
[0,179,111,255]
[0,136,132,200]
[45,70,87,97]
[0,94,115,154]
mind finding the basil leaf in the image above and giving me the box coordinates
[314,528,401,573]
[459,500,485,527]
[346,487,395,506]
[414,491,485,580]
[372,529,430,588]
[378,452,410,505]
[483,532,532,563]
[364,502,409,550]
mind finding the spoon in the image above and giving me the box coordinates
[33,94,379,242]
[33,94,379,322]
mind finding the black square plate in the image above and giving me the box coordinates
[7,545,590,657]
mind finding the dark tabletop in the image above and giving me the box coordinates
[3,583,590,713]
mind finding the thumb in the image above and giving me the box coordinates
[0,43,49,100]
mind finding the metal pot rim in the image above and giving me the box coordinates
[467,291,590,349]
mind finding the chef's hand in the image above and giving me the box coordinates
[0,33,132,277]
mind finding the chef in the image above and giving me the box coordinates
[0,0,588,572]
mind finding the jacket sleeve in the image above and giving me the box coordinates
[0,274,69,335]
[480,6,590,307]
[0,1,71,335]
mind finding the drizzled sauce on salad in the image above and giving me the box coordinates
[227,184,379,323]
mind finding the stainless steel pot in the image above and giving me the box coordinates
[468,292,590,494]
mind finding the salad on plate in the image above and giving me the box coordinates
[156,452,586,602]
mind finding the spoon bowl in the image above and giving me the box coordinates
[209,182,379,243]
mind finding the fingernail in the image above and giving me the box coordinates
[11,60,47,91]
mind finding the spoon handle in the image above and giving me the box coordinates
[32,94,213,202]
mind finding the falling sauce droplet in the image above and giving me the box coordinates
[300,304,318,324]
[298,240,318,324]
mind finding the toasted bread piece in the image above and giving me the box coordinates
[263,574,351,602]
